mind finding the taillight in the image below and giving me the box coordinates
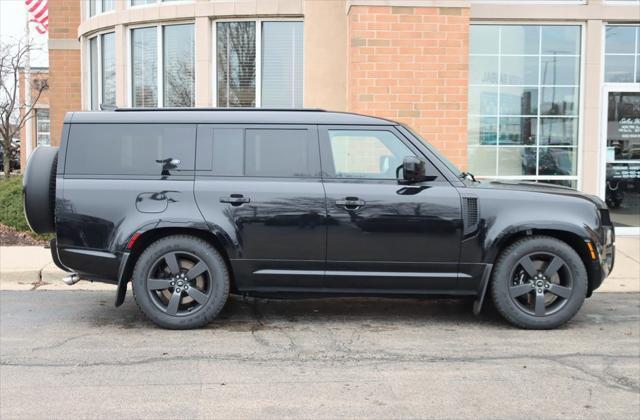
[127,232,142,250]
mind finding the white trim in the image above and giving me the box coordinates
[126,27,132,107]
[157,25,163,108]
[128,0,194,9]
[255,21,262,108]
[470,1,586,3]
[211,17,304,108]
[603,0,640,5]
[576,21,586,191]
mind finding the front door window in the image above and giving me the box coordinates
[605,92,640,228]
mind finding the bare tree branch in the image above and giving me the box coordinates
[0,38,48,176]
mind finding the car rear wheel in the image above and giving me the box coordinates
[131,235,229,329]
[491,235,587,329]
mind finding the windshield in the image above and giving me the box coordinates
[400,125,464,177]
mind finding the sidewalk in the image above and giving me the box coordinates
[0,246,115,291]
[0,237,638,292]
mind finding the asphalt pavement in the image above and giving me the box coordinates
[1,290,639,419]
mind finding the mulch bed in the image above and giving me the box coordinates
[0,224,46,246]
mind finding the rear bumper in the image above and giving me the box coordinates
[56,245,120,284]
[49,238,71,272]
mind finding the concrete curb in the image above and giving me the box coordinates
[0,246,116,291]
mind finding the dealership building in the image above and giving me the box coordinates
[40,0,639,232]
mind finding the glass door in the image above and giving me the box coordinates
[603,89,640,232]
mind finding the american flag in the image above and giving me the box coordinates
[25,0,48,35]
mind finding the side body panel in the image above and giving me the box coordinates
[55,122,204,281]
[319,125,464,292]
[193,124,327,291]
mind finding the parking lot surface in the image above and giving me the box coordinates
[1,290,639,419]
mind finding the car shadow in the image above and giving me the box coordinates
[93,292,508,330]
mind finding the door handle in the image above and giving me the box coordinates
[336,197,366,210]
[220,194,250,206]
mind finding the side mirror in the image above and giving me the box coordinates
[400,156,428,184]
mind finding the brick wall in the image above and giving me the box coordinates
[348,6,469,169]
[48,0,81,147]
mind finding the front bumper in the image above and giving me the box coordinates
[590,227,615,293]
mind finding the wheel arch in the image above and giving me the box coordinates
[115,226,237,307]
[488,228,599,297]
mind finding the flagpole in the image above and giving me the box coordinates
[24,9,33,160]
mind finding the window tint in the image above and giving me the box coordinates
[327,130,415,179]
[212,128,243,176]
[198,127,317,178]
[66,124,195,176]
[245,129,313,177]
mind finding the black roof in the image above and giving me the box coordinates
[66,109,397,126]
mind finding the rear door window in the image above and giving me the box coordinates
[65,124,196,176]
[196,126,320,178]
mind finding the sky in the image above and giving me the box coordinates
[0,0,49,67]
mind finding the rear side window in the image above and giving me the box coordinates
[65,124,196,176]
[197,126,319,178]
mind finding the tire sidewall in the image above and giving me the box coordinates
[491,236,588,329]
[132,236,229,329]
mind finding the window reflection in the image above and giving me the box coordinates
[468,24,581,185]
[605,25,640,83]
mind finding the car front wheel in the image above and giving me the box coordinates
[491,235,588,329]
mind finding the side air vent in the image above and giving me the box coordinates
[462,196,479,236]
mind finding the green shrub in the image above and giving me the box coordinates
[0,176,51,240]
[0,176,29,231]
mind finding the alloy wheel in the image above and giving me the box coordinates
[508,252,574,317]
[146,251,213,316]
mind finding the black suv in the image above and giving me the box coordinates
[23,109,615,330]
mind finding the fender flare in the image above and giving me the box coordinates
[482,221,593,266]
[114,221,238,307]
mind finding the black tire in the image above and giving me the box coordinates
[131,235,230,329]
[23,146,58,234]
[491,235,587,329]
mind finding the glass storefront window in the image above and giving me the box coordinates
[216,22,257,107]
[89,32,115,110]
[468,25,581,186]
[605,25,640,83]
[605,92,640,228]
[131,27,158,107]
[101,33,116,107]
[163,24,195,107]
[89,37,98,110]
[216,21,304,108]
[130,24,195,107]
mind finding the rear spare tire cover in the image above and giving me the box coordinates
[23,146,58,234]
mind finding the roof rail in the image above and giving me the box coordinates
[112,107,326,112]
